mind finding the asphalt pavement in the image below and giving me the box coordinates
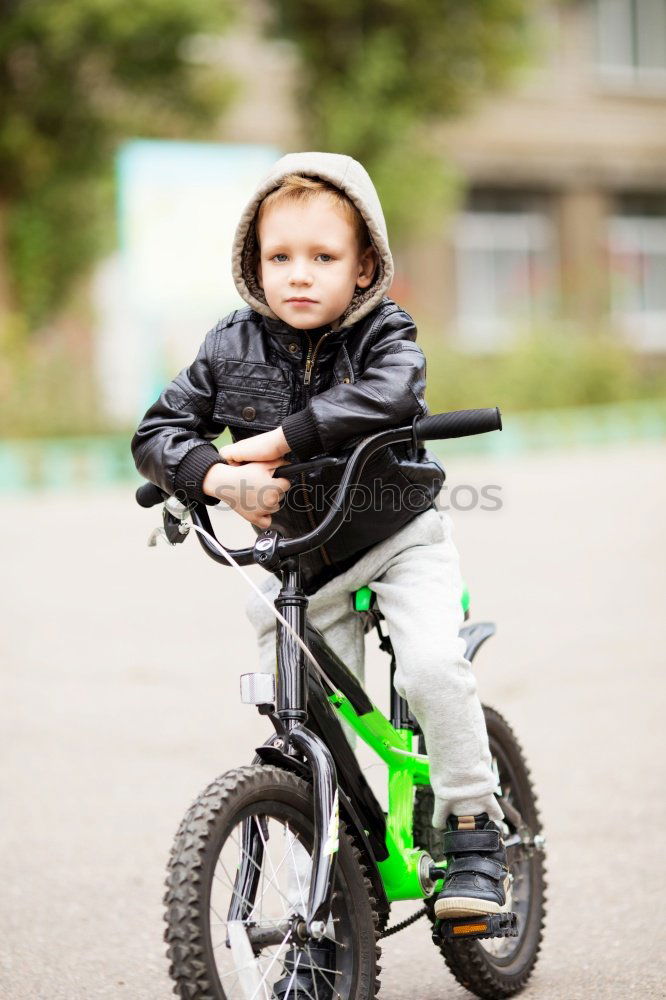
[2,442,665,999]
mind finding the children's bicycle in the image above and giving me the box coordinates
[136,407,546,1000]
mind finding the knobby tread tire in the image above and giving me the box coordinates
[414,706,547,999]
[163,764,381,999]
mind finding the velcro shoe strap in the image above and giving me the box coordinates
[447,856,507,881]
[443,829,500,854]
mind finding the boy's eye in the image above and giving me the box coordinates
[269,252,334,263]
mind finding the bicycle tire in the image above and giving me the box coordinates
[413,706,546,999]
[164,764,381,999]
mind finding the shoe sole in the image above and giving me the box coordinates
[434,897,503,919]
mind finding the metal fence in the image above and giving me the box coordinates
[1,400,665,493]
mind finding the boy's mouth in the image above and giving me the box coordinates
[286,297,317,304]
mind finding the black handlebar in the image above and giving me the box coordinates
[135,407,502,566]
[136,482,168,508]
[414,406,501,440]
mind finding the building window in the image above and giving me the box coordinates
[596,0,666,87]
[452,190,555,350]
[608,195,666,349]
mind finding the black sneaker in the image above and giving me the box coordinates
[272,942,335,998]
[434,813,511,920]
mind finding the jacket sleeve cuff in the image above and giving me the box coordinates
[174,443,226,507]
[282,409,323,460]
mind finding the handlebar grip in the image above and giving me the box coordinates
[135,482,168,508]
[413,407,502,441]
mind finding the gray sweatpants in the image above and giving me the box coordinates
[245,506,503,827]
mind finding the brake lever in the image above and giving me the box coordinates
[147,495,191,546]
[148,525,175,547]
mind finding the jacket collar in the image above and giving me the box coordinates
[263,315,345,342]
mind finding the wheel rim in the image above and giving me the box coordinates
[206,802,356,999]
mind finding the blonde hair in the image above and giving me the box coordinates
[255,173,371,254]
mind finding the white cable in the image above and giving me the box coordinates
[186,521,336,690]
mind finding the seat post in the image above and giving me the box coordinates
[390,657,417,731]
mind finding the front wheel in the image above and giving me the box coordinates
[414,706,546,999]
[164,764,381,999]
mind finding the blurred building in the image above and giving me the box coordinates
[216,0,666,352]
[428,0,666,352]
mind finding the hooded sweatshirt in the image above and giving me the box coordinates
[231,151,394,330]
[131,151,444,594]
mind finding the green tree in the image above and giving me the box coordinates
[0,0,236,328]
[266,0,534,237]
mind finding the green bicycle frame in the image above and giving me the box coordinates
[327,689,445,901]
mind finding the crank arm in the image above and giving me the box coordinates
[498,796,524,830]
[499,797,546,855]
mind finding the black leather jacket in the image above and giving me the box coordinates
[131,297,444,594]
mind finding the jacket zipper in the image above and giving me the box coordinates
[303,331,314,385]
[300,329,333,565]
[303,330,333,386]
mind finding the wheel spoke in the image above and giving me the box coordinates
[279,951,300,1000]
[245,926,292,1000]
[213,868,257,917]
[309,945,321,1000]
[304,943,338,996]
[229,830,297,915]
[285,821,309,916]
[218,956,273,980]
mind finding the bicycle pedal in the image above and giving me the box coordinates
[433,912,518,943]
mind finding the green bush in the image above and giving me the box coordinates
[421,328,666,415]
[0,312,107,438]
[0,0,236,327]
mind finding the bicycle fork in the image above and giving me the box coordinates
[231,561,339,940]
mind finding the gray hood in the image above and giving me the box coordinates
[231,151,394,330]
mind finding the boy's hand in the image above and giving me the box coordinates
[203,459,291,530]
[220,427,290,466]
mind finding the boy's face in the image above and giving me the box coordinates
[256,194,377,330]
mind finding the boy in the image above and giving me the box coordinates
[131,151,509,925]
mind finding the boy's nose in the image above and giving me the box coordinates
[289,263,313,285]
